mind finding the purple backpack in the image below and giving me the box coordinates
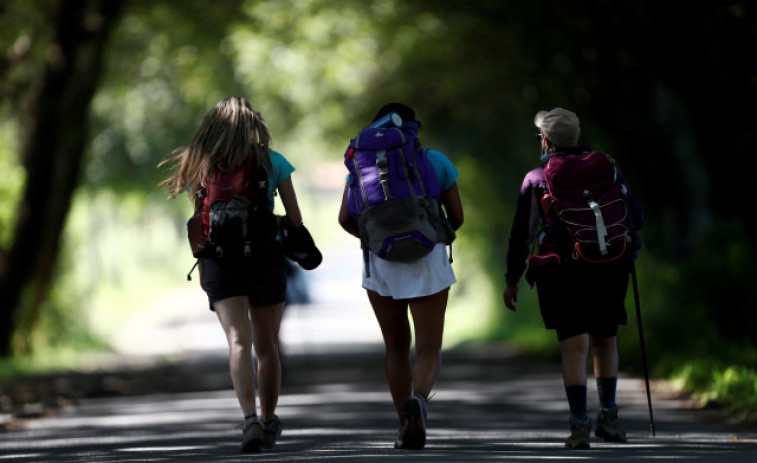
[541,151,630,263]
[344,121,454,264]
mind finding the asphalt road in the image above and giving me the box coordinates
[1,345,756,462]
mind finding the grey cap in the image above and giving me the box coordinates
[534,108,580,148]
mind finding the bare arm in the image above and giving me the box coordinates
[338,183,361,238]
[277,176,302,227]
[441,181,464,231]
[503,283,518,311]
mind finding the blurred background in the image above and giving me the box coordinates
[1,0,755,421]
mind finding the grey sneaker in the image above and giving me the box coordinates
[565,416,592,449]
[261,415,282,449]
[595,406,627,442]
[394,394,427,450]
[240,418,264,453]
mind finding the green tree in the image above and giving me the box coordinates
[1,0,755,372]
[0,0,123,356]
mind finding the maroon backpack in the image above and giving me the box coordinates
[186,157,278,259]
[541,151,630,263]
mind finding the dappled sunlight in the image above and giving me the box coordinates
[3,344,757,461]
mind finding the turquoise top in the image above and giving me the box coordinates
[267,150,295,211]
[425,149,459,191]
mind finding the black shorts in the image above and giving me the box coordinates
[533,258,630,338]
[200,242,287,310]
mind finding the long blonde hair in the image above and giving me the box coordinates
[159,97,272,198]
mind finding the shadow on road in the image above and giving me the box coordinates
[2,344,757,462]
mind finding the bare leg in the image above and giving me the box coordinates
[408,289,448,399]
[368,289,412,424]
[560,334,590,387]
[250,302,285,422]
[591,335,619,379]
[215,296,257,418]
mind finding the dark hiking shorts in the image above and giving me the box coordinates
[200,242,287,310]
[533,257,631,340]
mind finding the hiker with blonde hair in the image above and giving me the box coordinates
[160,97,309,453]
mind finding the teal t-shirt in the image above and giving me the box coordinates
[267,150,295,211]
[426,149,459,191]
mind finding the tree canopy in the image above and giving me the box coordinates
[0,0,755,375]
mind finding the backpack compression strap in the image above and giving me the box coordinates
[373,127,409,201]
[376,150,392,200]
[588,200,609,255]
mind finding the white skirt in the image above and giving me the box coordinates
[362,243,456,299]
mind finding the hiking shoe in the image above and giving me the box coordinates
[261,415,282,449]
[595,406,627,442]
[393,425,404,449]
[395,394,427,450]
[240,418,264,453]
[564,416,592,449]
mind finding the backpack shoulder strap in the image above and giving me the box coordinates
[241,155,270,210]
[527,186,541,248]
[407,142,428,198]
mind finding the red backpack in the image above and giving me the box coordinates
[186,157,278,259]
[540,151,630,263]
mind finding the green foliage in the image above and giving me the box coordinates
[0,120,23,249]
[675,359,757,423]
[60,189,195,341]
[0,350,88,378]
[0,0,54,108]
[86,1,248,191]
[708,367,757,420]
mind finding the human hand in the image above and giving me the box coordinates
[503,284,519,311]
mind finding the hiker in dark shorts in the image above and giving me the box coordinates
[503,108,644,449]
[159,97,308,453]
[338,103,464,450]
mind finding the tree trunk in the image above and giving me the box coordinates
[0,0,123,356]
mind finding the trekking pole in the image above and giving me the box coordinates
[631,261,656,436]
